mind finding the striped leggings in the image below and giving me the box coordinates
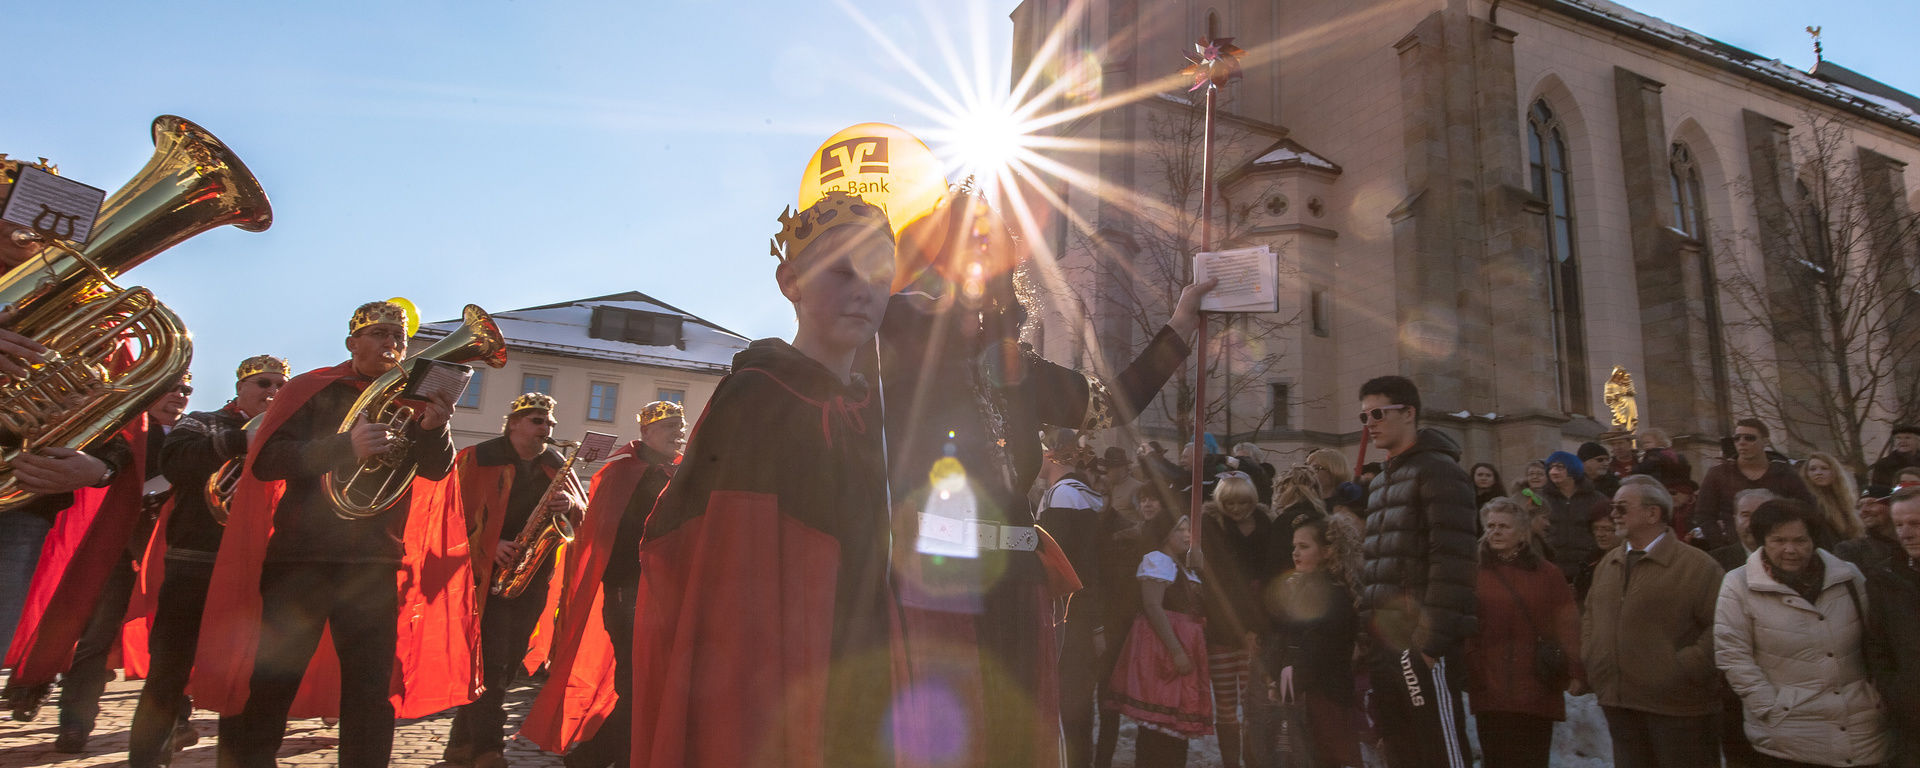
[1207,645,1250,727]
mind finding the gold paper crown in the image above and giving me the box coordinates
[510,392,557,416]
[770,190,894,264]
[638,400,684,427]
[177,372,193,385]
[349,300,411,334]
[235,354,290,382]
[0,155,58,208]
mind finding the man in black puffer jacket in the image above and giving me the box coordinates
[1355,375,1478,768]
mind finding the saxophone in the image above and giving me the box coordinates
[491,432,613,598]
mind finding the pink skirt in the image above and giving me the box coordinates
[1104,612,1213,738]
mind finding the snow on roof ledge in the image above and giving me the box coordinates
[1248,138,1342,174]
[1541,0,1920,134]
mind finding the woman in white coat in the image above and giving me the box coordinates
[1716,498,1888,767]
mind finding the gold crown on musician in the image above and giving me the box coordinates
[0,155,58,207]
[638,400,684,427]
[235,354,290,382]
[349,300,410,334]
[770,190,894,264]
[510,392,557,416]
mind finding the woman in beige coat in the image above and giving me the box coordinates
[1715,499,1888,767]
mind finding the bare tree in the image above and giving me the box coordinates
[1717,114,1920,473]
[1043,95,1301,445]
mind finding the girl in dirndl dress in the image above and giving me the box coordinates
[1106,513,1212,767]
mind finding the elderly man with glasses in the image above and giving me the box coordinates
[1695,418,1814,551]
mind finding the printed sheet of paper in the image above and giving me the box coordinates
[0,166,107,244]
[1193,246,1278,313]
[402,359,474,405]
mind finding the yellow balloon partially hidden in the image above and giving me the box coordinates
[798,123,946,239]
[386,296,421,337]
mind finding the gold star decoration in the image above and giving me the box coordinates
[1181,37,1246,92]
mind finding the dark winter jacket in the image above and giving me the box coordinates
[1866,554,1920,768]
[1544,482,1606,583]
[1358,428,1479,661]
[1200,501,1277,647]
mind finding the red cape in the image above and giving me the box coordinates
[520,443,659,753]
[630,489,842,767]
[3,415,152,686]
[188,362,479,719]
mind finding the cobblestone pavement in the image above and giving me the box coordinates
[0,677,564,767]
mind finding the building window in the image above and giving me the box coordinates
[1672,142,1732,429]
[1527,100,1590,415]
[521,373,553,396]
[656,388,685,405]
[1669,143,1705,238]
[1269,382,1291,429]
[1310,288,1331,337]
[587,381,619,423]
[589,307,684,349]
[1795,179,1832,273]
[457,370,483,409]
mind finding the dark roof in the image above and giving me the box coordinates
[1810,61,1920,116]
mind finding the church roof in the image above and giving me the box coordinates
[1534,0,1920,136]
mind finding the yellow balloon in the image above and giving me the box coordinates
[798,123,947,237]
[386,296,421,337]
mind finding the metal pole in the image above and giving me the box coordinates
[1189,85,1217,558]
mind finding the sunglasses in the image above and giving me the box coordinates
[172,385,194,396]
[527,416,553,426]
[250,378,283,389]
[354,329,408,342]
[1357,404,1409,425]
[1732,434,1761,443]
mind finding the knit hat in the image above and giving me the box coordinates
[1546,450,1586,479]
[1576,442,1610,462]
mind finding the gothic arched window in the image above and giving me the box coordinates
[1670,142,1705,238]
[1527,100,1590,414]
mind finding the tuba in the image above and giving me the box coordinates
[0,116,272,512]
[326,305,507,519]
[203,414,264,525]
[490,432,612,599]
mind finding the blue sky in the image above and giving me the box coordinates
[8,0,1913,413]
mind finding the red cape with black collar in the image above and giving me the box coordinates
[2,415,152,686]
[626,341,898,768]
[456,441,565,674]
[188,362,479,718]
[519,442,663,753]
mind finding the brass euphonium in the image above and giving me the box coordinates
[326,305,507,519]
[0,116,272,512]
[203,414,264,525]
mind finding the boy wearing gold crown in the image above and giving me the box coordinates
[443,392,583,768]
[523,399,683,765]
[123,355,289,766]
[194,301,476,768]
[618,191,897,768]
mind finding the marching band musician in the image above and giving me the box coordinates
[193,301,476,768]
[443,392,584,768]
[38,374,190,753]
[0,156,135,689]
[521,399,684,767]
[125,355,289,767]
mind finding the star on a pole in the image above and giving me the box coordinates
[1181,36,1246,92]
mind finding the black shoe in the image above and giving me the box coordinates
[53,725,90,753]
[4,682,51,722]
[170,719,200,750]
[443,742,475,766]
